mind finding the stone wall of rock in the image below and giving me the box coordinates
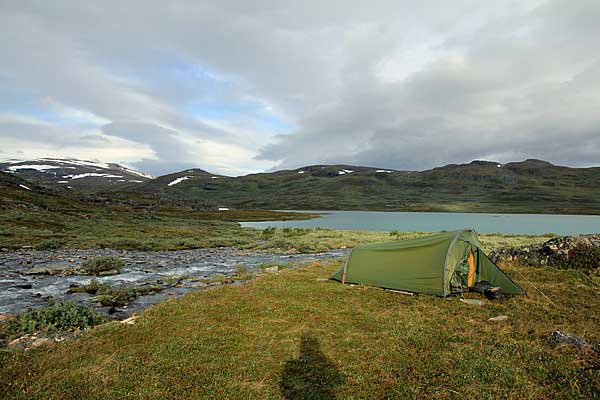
[489,234,600,268]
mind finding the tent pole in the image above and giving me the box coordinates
[341,258,349,285]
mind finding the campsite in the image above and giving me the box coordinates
[1,213,599,398]
[2,1,600,399]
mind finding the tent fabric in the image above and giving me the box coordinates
[330,229,524,296]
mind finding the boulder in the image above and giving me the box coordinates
[97,269,120,276]
[13,282,32,289]
[120,316,139,325]
[0,313,16,322]
[7,336,30,350]
[29,337,54,349]
[489,234,600,268]
[488,315,509,322]
[550,331,592,350]
[25,262,76,275]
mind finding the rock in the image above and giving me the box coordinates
[25,262,76,275]
[120,316,139,325]
[460,298,485,306]
[488,315,509,322]
[7,336,29,350]
[97,269,120,276]
[13,282,32,289]
[1,248,9,252]
[489,234,600,268]
[0,313,17,322]
[29,338,54,349]
[550,331,592,349]
[264,266,279,273]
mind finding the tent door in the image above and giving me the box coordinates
[450,247,476,293]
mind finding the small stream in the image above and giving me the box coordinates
[0,248,349,318]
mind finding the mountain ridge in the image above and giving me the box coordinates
[3,157,600,214]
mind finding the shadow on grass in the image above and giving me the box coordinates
[280,333,345,400]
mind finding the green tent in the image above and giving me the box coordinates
[331,229,524,296]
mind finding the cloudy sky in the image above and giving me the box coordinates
[1,0,599,176]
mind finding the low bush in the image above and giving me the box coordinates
[69,279,161,307]
[282,228,309,237]
[568,244,600,271]
[35,238,65,250]
[81,256,124,275]
[261,227,277,238]
[1,302,106,341]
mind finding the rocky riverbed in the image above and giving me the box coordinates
[0,248,349,318]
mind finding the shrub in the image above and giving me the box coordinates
[81,256,124,275]
[263,237,295,250]
[262,227,277,238]
[35,238,65,250]
[11,302,106,335]
[568,244,600,271]
[283,228,309,238]
[70,279,161,306]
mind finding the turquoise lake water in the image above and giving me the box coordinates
[240,210,600,235]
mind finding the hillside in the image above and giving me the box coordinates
[0,158,153,192]
[131,160,600,215]
[4,157,600,214]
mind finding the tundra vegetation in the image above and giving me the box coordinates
[1,261,599,399]
[1,173,598,398]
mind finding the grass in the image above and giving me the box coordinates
[0,187,555,253]
[1,261,598,399]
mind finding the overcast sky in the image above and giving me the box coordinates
[1,0,599,176]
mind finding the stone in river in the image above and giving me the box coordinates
[97,269,120,276]
[25,262,76,275]
[14,282,32,289]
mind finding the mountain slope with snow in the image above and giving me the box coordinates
[0,158,154,192]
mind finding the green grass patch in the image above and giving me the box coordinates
[1,261,598,399]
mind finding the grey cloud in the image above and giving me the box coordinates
[1,0,600,175]
[258,0,600,170]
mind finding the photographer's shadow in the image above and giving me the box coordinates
[280,333,345,400]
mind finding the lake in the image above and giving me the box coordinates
[240,210,600,235]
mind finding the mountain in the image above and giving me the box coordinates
[0,158,154,192]
[129,159,600,214]
[138,168,223,192]
[3,157,599,214]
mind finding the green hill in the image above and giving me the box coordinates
[130,159,600,214]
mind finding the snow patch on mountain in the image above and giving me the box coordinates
[7,164,71,171]
[63,173,124,180]
[168,176,191,186]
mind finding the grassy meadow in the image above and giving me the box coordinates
[1,260,598,399]
[0,197,554,253]
[1,183,598,398]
